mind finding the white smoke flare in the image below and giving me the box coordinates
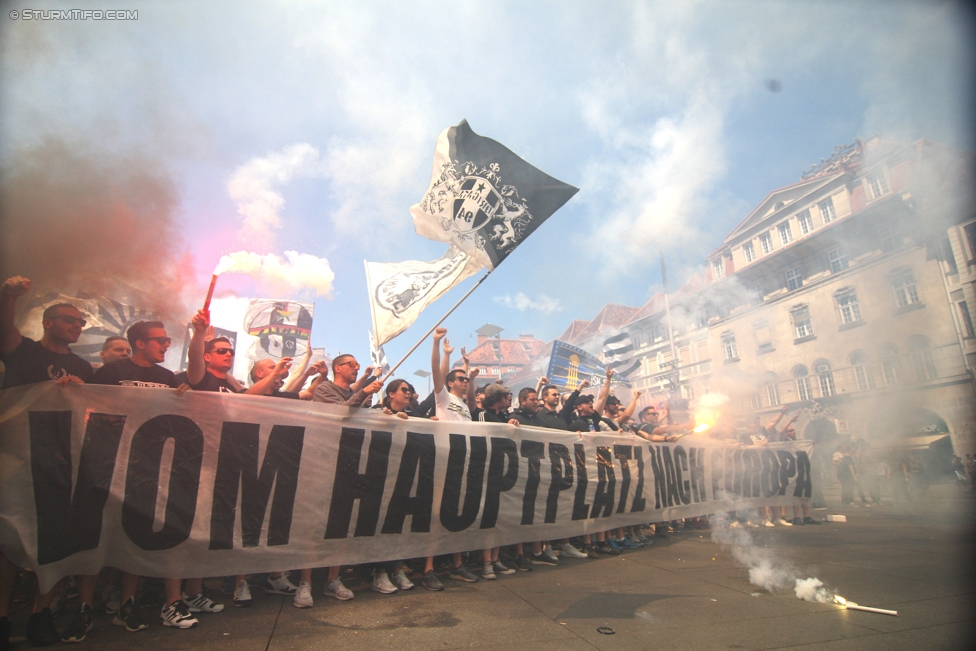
[214,250,334,297]
[711,517,835,603]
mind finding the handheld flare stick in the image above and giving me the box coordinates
[834,596,898,616]
[203,274,218,312]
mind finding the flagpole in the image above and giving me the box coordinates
[380,270,493,383]
[659,247,679,407]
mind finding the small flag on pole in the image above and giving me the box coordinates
[602,331,641,378]
[410,120,578,270]
[368,330,390,377]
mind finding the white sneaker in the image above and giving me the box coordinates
[481,561,496,580]
[371,572,398,594]
[729,521,741,528]
[776,518,793,526]
[159,600,198,629]
[392,569,414,590]
[293,582,313,609]
[265,572,299,595]
[182,591,225,613]
[762,519,775,528]
[233,580,252,608]
[323,578,354,601]
[560,543,588,559]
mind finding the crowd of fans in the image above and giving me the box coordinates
[0,275,820,646]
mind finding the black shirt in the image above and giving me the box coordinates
[174,370,239,394]
[510,407,538,426]
[474,408,513,423]
[0,337,93,389]
[90,358,180,388]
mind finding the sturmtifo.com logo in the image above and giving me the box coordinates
[9,9,138,20]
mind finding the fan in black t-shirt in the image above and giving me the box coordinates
[173,336,241,393]
[0,276,94,389]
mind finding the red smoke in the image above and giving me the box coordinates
[0,139,199,321]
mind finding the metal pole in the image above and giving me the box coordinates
[380,271,492,383]
[660,248,679,401]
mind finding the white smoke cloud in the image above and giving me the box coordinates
[226,143,324,249]
[710,517,836,603]
[493,292,563,314]
[214,250,334,298]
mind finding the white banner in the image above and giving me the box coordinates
[364,246,481,346]
[0,384,814,591]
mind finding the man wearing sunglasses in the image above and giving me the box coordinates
[311,354,382,406]
[90,313,214,631]
[0,275,94,389]
[0,277,95,647]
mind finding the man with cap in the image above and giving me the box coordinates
[474,383,520,425]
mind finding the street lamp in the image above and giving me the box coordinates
[476,323,504,381]
[413,369,431,394]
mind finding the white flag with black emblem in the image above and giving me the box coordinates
[602,331,641,378]
[365,246,482,347]
[410,120,578,270]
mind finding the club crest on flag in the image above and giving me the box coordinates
[243,299,313,359]
[374,247,471,318]
[412,120,578,270]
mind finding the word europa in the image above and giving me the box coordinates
[28,410,811,565]
[9,9,138,20]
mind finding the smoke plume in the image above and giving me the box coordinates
[710,519,835,603]
[0,139,196,321]
[214,250,334,298]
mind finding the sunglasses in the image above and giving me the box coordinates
[54,315,87,327]
[398,386,413,393]
[212,348,235,356]
[453,377,469,382]
[142,337,172,346]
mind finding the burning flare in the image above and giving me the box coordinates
[692,392,729,433]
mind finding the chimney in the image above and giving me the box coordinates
[477,334,489,345]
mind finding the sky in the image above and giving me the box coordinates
[1,0,973,379]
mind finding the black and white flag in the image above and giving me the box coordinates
[603,332,641,378]
[411,120,578,270]
[365,246,481,346]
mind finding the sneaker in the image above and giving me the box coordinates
[293,582,313,609]
[448,565,479,583]
[159,600,198,629]
[265,573,299,596]
[776,518,793,526]
[762,519,775,528]
[49,588,68,616]
[616,537,640,549]
[323,578,354,600]
[606,538,623,552]
[421,571,445,591]
[233,580,252,608]
[530,551,559,566]
[596,543,621,556]
[582,544,601,558]
[481,562,496,580]
[101,584,121,615]
[392,569,415,590]
[792,517,804,526]
[183,591,225,613]
[635,531,652,543]
[628,534,645,546]
[371,572,398,594]
[513,555,533,571]
[26,608,59,646]
[803,517,822,525]
[745,521,759,528]
[220,576,237,596]
[60,604,94,643]
[112,598,150,632]
[560,543,588,559]
[493,561,516,575]
[729,521,741,528]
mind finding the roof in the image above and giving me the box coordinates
[571,303,640,344]
[457,335,547,367]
